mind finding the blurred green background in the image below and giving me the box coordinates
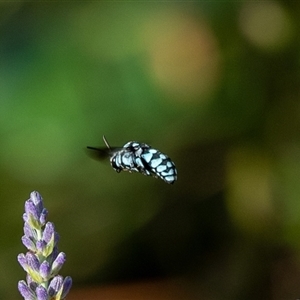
[1,1,300,299]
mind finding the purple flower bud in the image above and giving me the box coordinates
[25,200,39,222]
[26,252,40,272]
[43,222,55,243]
[30,191,44,214]
[51,252,66,275]
[17,254,28,272]
[26,274,38,291]
[39,208,48,225]
[47,246,59,265]
[61,276,73,299]
[18,280,35,300]
[23,213,28,223]
[21,236,36,252]
[36,239,46,253]
[48,275,63,297]
[23,222,35,239]
[39,261,51,280]
[36,285,48,300]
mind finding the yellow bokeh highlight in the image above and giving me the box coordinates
[142,10,221,102]
[239,1,293,51]
[226,146,275,236]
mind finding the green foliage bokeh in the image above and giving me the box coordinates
[1,1,300,299]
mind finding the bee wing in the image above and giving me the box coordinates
[86,146,109,160]
[86,146,122,160]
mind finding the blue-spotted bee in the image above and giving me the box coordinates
[87,136,177,184]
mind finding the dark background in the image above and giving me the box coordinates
[1,1,300,299]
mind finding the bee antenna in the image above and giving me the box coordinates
[102,135,111,150]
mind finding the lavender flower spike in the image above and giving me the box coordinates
[18,191,72,300]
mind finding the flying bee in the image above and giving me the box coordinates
[87,136,177,184]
